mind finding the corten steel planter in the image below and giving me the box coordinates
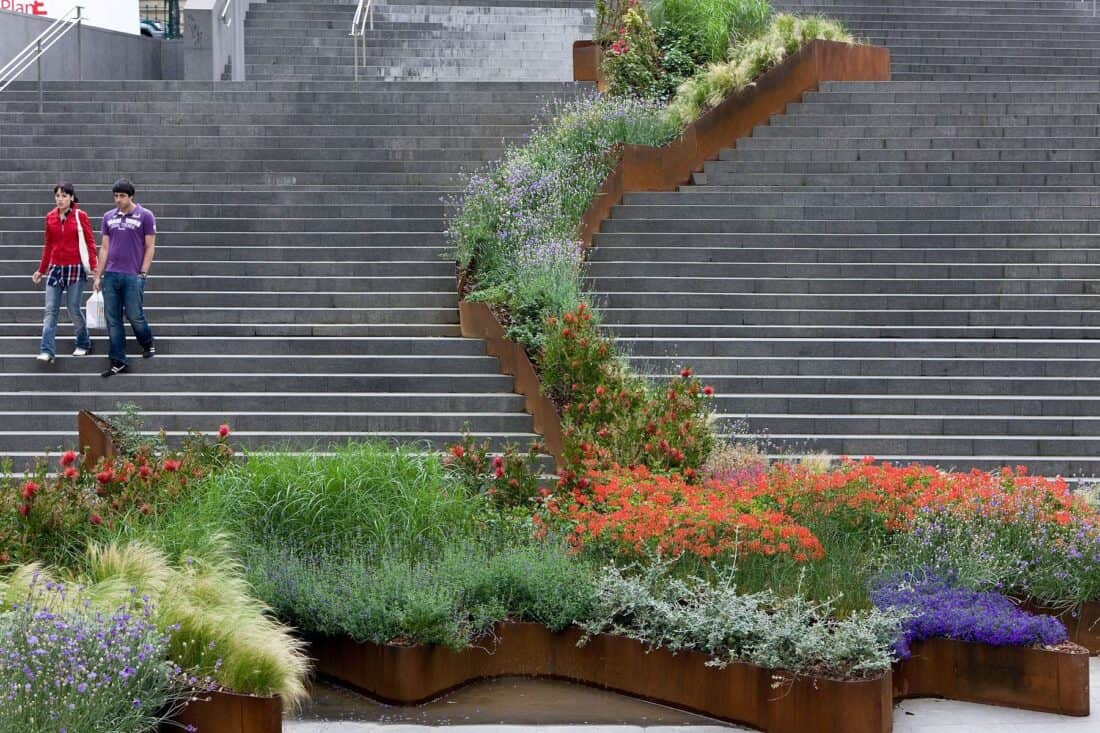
[310,623,1091,733]
[164,690,282,733]
[893,637,1090,717]
[576,40,891,248]
[572,40,608,91]
[310,623,892,733]
[77,409,120,469]
[458,301,564,465]
[1071,601,1100,654]
[1021,600,1100,656]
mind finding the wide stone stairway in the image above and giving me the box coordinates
[588,0,1100,476]
[0,0,589,467]
[243,0,593,81]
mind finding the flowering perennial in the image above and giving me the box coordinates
[549,464,824,563]
[871,573,1068,658]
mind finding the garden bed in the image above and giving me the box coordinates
[308,622,1089,733]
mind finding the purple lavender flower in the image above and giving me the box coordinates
[871,571,1067,659]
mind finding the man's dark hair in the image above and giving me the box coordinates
[112,178,136,197]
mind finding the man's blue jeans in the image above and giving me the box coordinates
[40,280,92,358]
[101,271,154,365]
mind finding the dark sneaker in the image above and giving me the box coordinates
[142,344,156,359]
[101,362,128,378]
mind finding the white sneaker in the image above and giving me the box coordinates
[36,353,54,363]
[72,347,88,356]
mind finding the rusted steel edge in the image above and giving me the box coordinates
[572,39,608,91]
[308,622,1089,733]
[1022,600,1100,656]
[76,410,121,470]
[163,690,283,733]
[458,301,564,466]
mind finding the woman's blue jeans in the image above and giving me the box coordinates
[101,272,154,365]
[40,280,91,357]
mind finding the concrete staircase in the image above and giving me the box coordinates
[772,0,1100,80]
[588,3,1100,477]
[0,70,580,466]
[242,0,594,81]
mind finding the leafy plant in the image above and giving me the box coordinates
[650,0,773,63]
[666,13,855,127]
[0,577,196,733]
[871,571,1067,658]
[580,561,903,680]
[248,534,597,650]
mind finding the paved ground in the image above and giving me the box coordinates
[286,658,1099,732]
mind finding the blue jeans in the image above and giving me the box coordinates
[40,280,91,357]
[101,272,154,365]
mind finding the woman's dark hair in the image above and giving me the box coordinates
[53,181,78,205]
[111,178,136,197]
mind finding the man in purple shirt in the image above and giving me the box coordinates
[92,179,156,377]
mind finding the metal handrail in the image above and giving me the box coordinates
[0,5,84,109]
[350,0,375,82]
[221,0,233,26]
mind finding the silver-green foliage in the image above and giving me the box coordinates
[580,562,903,680]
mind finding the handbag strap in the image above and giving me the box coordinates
[75,208,91,274]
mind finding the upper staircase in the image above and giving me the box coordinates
[587,1,1100,477]
[242,0,593,81]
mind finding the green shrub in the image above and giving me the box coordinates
[142,443,470,558]
[651,0,773,63]
[666,13,854,127]
[581,561,903,680]
[247,535,598,650]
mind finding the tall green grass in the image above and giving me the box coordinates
[127,442,471,558]
[650,0,773,62]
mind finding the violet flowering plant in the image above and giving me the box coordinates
[870,571,1067,659]
[0,577,205,733]
[449,93,679,351]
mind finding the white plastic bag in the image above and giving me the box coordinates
[86,290,105,330]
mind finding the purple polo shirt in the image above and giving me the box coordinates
[101,204,156,275]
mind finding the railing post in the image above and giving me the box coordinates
[231,0,245,81]
[36,40,42,113]
[76,6,83,82]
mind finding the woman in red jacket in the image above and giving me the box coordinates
[31,182,98,363]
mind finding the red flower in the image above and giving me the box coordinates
[20,481,38,500]
[218,424,231,438]
[492,456,503,469]
[60,450,79,467]
[703,385,714,396]
[63,467,78,479]
[89,513,103,526]
[162,459,180,472]
[680,367,693,378]
[96,469,112,484]
[139,465,151,479]
[140,503,152,515]
[450,445,465,459]
[18,504,29,517]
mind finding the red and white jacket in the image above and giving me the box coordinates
[38,206,97,274]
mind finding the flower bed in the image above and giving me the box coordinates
[309,621,1089,733]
